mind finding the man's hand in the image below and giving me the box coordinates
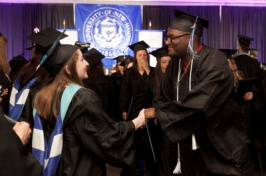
[144,108,156,119]
[13,121,32,145]
[122,112,127,120]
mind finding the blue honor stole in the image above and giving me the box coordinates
[8,77,37,121]
[32,84,81,176]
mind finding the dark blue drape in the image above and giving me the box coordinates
[0,3,74,61]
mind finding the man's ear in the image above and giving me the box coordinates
[65,65,71,75]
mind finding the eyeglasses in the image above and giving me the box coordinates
[164,34,190,43]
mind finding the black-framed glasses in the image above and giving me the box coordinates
[164,34,190,43]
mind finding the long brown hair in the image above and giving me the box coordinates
[18,45,50,90]
[34,51,83,119]
[0,34,10,74]
[153,58,163,94]
[227,59,244,86]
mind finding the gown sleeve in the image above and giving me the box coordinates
[68,89,136,167]
[153,48,234,143]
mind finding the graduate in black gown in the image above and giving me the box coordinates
[234,35,263,90]
[145,9,254,176]
[119,41,156,176]
[32,44,146,176]
[234,35,266,174]
[83,48,113,116]
[150,46,176,176]
[9,28,68,125]
[0,106,42,176]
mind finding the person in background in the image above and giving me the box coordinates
[149,46,175,176]
[9,54,28,83]
[234,35,263,90]
[83,48,113,117]
[32,44,145,176]
[234,35,266,174]
[119,41,156,176]
[151,46,171,95]
[120,55,134,70]
[110,55,126,122]
[8,28,67,124]
[0,32,12,114]
[145,9,254,175]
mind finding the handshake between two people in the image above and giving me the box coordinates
[131,108,156,131]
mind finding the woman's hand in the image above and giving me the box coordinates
[140,60,150,75]
[132,109,145,130]
[13,121,32,145]
[0,88,8,97]
[243,91,253,100]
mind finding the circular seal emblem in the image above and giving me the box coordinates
[83,7,134,58]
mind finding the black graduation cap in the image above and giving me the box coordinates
[83,48,105,67]
[169,8,208,34]
[237,35,253,48]
[112,55,125,63]
[219,49,237,59]
[150,46,169,61]
[120,55,134,67]
[128,41,149,53]
[74,41,90,53]
[27,27,68,48]
[26,46,35,51]
[42,44,77,76]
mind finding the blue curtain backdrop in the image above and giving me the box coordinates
[75,4,141,68]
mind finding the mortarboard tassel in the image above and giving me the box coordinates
[173,143,181,174]
[192,134,198,150]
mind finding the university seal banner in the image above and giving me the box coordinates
[75,4,141,67]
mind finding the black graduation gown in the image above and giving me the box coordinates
[39,88,136,176]
[0,70,12,114]
[119,67,156,175]
[0,106,42,176]
[110,71,123,121]
[83,75,113,116]
[153,45,253,175]
[119,67,155,119]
